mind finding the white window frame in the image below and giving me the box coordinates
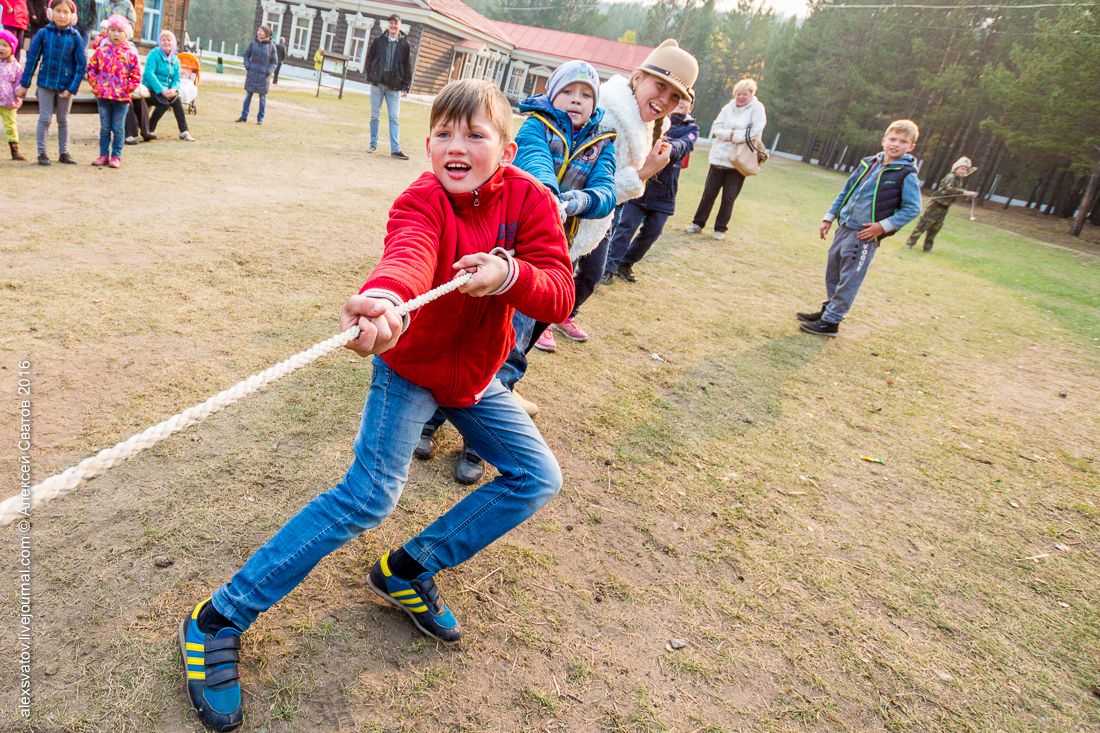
[287,3,317,60]
[260,0,286,45]
[504,60,527,97]
[319,8,339,53]
[141,0,163,43]
[343,14,375,73]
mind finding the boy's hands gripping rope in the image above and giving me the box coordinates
[342,296,404,356]
[453,252,510,297]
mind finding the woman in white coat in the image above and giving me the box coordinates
[686,78,766,240]
[541,39,699,348]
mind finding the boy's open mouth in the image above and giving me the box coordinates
[444,161,471,178]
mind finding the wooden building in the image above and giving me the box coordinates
[254,0,653,99]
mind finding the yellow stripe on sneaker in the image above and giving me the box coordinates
[187,671,206,680]
[398,597,423,605]
[192,598,211,620]
[186,656,204,666]
[185,643,204,652]
[391,589,417,598]
[380,551,392,577]
[406,604,428,613]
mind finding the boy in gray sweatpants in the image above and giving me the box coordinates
[797,119,923,337]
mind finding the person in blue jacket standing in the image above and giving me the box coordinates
[603,95,699,283]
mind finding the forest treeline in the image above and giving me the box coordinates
[487,0,1099,234]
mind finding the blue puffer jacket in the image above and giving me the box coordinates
[513,93,617,240]
[636,112,699,215]
[20,23,85,94]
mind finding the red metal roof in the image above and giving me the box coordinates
[426,0,513,44]
[492,20,653,73]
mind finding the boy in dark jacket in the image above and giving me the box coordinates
[178,79,573,732]
[603,96,699,283]
[797,119,922,337]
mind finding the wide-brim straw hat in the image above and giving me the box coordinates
[951,156,976,175]
[637,40,698,100]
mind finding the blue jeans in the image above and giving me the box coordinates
[211,357,561,631]
[96,99,127,158]
[425,310,534,438]
[241,91,266,122]
[603,201,670,274]
[370,85,401,152]
[822,224,879,324]
[572,204,621,317]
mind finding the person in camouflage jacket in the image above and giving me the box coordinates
[907,156,977,251]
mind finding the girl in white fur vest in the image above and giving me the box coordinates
[538,39,699,351]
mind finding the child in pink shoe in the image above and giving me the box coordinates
[86,13,139,167]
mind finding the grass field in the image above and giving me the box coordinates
[1,78,1098,732]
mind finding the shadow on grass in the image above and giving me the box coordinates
[621,334,826,456]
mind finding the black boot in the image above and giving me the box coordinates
[9,141,25,161]
[454,443,484,485]
[616,264,637,283]
[799,318,839,337]
[796,301,828,322]
[413,427,436,461]
[58,152,77,164]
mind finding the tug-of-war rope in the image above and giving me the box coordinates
[0,272,473,528]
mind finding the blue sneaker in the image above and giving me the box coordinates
[367,551,462,643]
[179,598,243,731]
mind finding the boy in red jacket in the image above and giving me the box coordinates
[179,79,574,732]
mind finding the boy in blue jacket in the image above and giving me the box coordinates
[418,60,617,484]
[797,119,922,337]
[603,95,699,283]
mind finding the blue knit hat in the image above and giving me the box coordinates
[546,60,601,108]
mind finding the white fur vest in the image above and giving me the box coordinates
[570,75,665,260]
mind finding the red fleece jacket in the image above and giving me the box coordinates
[361,165,574,407]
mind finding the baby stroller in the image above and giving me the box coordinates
[177,52,201,115]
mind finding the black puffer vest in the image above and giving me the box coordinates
[838,155,917,238]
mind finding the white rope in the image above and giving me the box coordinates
[0,272,472,528]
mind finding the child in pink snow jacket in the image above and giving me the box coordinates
[86,13,139,168]
[0,29,25,160]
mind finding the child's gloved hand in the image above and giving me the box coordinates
[453,252,509,297]
[557,198,569,224]
[341,295,403,356]
[560,190,590,217]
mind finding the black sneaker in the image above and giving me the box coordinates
[616,264,637,283]
[799,319,839,337]
[37,154,51,166]
[391,150,409,160]
[796,301,828,322]
[454,444,484,485]
[234,117,246,123]
[413,430,435,461]
[58,152,77,164]
[598,271,613,286]
[367,552,461,643]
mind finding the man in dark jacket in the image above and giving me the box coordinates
[365,13,412,159]
[603,98,700,283]
[273,36,287,84]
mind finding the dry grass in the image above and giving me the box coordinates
[1,77,1098,732]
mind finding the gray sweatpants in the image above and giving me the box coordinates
[36,88,72,157]
[822,224,879,324]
